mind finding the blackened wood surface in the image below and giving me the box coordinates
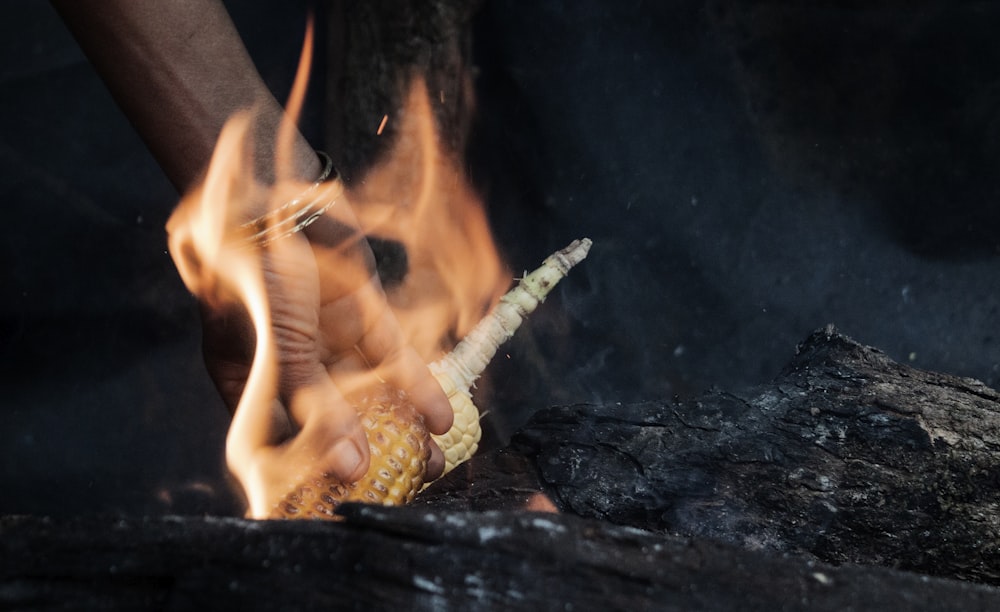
[5,328,1000,608]
[3,507,999,611]
[426,326,1000,584]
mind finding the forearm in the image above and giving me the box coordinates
[51,0,320,193]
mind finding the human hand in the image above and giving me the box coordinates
[55,0,453,514]
[196,183,453,512]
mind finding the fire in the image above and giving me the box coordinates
[166,112,279,519]
[165,24,507,518]
[347,76,510,360]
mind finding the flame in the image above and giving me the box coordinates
[167,112,280,518]
[347,77,510,360]
[166,22,507,517]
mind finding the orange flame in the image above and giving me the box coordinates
[166,111,280,518]
[347,77,510,360]
[166,21,507,517]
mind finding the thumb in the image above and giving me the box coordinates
[286,368,371,484]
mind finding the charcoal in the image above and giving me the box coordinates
[3,506,999,611]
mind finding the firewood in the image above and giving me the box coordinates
[4,508,999,611]
[424,326,1000,585]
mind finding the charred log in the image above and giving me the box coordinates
[5,328,1000,607]
[424,326,1000,584]
[3,507,1000,611]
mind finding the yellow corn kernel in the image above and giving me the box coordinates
[269,385,430,519]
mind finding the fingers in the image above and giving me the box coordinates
[242,383,369,516]
[306,218,453,436]
[258,234,325,401]
[318,279,454,436]
[206,233,373,485]
[286,372,370,483]
[200,212,450,498]
[426,439,445,481]
[365,341,453,436]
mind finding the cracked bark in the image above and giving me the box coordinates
[422,326,1000,585]
[4,507,1000,611]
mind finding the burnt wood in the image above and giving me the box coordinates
[2,507,999,611]
[424,326,1000,585]
[5,328,1000,610]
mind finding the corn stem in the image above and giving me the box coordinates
[429,238,593,475]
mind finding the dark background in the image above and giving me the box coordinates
[3,1,999,516]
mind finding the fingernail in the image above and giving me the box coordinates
[333,437,365,479]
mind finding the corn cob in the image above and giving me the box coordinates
[271,385,431,518]
[271,238,593,519]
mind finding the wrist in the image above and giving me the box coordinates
[237,151,340,248]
